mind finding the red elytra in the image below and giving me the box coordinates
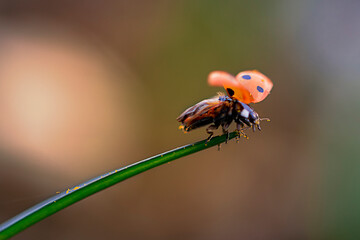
[208,70,273,104]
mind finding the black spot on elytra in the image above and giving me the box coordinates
[226,88,234,97]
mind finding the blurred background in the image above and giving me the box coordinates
[0,0,359,239]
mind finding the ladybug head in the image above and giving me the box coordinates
[249,111,259,125]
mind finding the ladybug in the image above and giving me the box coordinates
[177,70,273,141]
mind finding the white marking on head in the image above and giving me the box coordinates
[241,109,249,118]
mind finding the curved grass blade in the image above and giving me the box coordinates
[0,131,239,239]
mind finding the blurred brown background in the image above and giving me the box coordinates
[0,0,359,239]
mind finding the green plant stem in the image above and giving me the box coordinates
[0,131,239,239]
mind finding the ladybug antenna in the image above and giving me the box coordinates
[260,117,270,122]
[255,117,270,131]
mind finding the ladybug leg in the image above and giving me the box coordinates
[221,122,231,144]
[252,124,256,132]
[235,122,240,142]
[235,122,243,140]
[206,124,218,143]
[236,121,249,141]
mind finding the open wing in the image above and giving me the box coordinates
[208,70,273,104]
